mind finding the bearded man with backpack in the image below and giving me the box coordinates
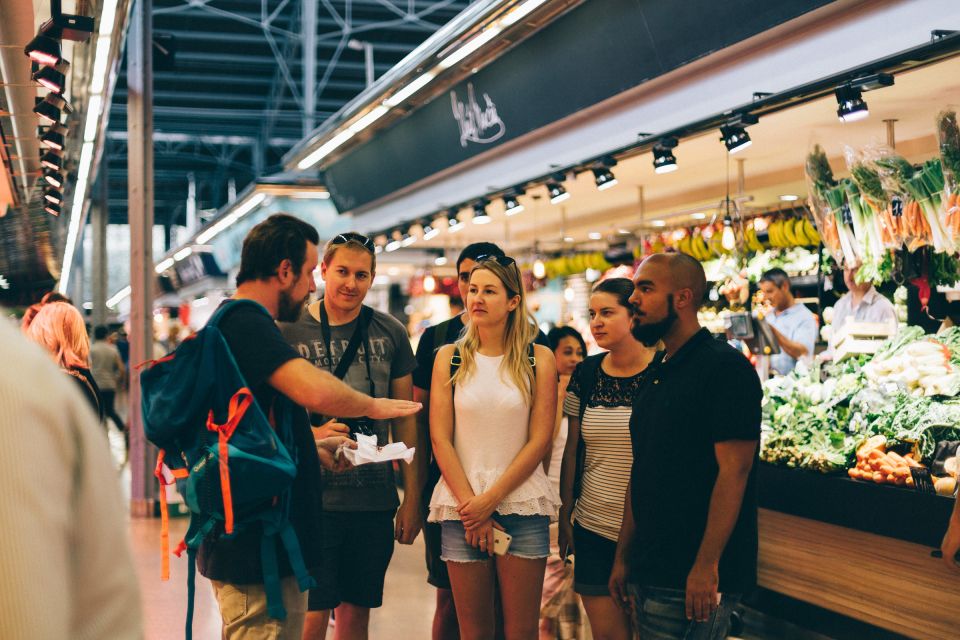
[145,214,421,640]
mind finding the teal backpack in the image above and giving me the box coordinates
[140,299,315,639]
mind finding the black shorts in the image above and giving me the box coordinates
[573,521,617,596]
[308,510,396,611]
[422,466,451,590]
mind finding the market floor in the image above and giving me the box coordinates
[130,515,437,639]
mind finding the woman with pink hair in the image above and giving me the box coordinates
[27,301,103,420]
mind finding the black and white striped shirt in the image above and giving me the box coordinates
[563,364,645,541]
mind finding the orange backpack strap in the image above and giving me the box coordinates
[154,450,172,581]
[205,388,254,535]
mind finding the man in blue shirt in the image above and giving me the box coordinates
[758,268,818,376]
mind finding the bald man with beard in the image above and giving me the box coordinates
[607,253,762,640]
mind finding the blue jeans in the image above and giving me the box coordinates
[627,585,740,640]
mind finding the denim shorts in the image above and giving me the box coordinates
[627,585,741,640]
[440,514,550,562]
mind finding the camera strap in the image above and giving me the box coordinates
[319,300,376,396]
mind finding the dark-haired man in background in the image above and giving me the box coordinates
[758,267,818,376]
[609,253,761,640]
[198,213,421,639]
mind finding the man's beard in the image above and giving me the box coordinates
[277,286,307,322]
[631,293,678,347]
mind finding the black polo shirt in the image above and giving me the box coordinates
[629,328,761,594]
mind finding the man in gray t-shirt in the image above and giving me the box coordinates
[279,232,421,640]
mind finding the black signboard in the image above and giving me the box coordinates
[324,0,837,213]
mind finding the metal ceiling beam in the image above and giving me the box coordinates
[142,72,368,91]
[154,28,423,53]
[112,89,346,109]
[106,130,300,147]
[303,0,318,138]
[171,51,398,72]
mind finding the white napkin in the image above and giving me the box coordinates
[340,433,415,466]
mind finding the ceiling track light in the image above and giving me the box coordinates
[45,188,63,204]
[720,114,757,154]
[447,210,464,232]
[24,35,62,67]
[41,129,65,150]
[41,150,63,170]
[44,202,61,216]
[546,172,570,204]
[43,170,63,188]
[32,60,70,93]
[33,101,61,124]
[835,85,869,122]
[652,137,678,174]
[422,222,440,241]
[42,93,73,114]
[385,229,403,252]
[473,200,491,224]
[39,11,96,42]
[592,157,618,190]
[503,189,525,216]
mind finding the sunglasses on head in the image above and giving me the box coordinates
[475,254,517,268]
[331,232,375,252]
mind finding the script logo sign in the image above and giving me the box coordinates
[450,83,506,148]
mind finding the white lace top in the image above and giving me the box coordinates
[428,352,560,522]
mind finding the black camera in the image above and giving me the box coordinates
[341,417,376,440]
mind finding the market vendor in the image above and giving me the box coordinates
[825,263,897,355]
[758,268,818,376]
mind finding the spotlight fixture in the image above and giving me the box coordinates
[533,258,546,279]
[41,128,66,151]
[423,273,437,293]
[720,124,751,154]
[33,101,61,124]
[422,223,440,241]
[45,188,63,204]
[42,93,73,114]
[652,137,678,174]
[473,200,491,224]
[835,85,869,123]
[592,157,619,190]
[401,232,417,247]
[447,211,464,232]
[24,35,62,66]
[593,167,618,190]
[546,173,570,204]
[503,190,525,216]
[385,230,403,252]
[32,60,70,93]
[43,170,63,188]
[44,202,61,216]
[41,151,63,170]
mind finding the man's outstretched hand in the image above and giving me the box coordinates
[368,398,422,420]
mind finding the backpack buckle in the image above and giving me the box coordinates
[450,353,462,367]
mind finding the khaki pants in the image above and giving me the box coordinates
[211,576,308,640]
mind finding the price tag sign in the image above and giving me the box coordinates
[891,196,904,218]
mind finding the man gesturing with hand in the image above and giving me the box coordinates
[608,253,761,639]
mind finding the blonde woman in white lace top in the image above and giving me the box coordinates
[428,255,559,640]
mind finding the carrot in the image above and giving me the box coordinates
[886,473,897,483]
[868,449,885,461]
[906,476,915,488]
[848,468,860,479]
[872,471,884,483]
[894,476,907,486]
[903,454,922,468]
[879,464,894,475]
[886,452,907,466]
[893,467,910,479]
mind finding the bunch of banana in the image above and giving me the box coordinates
[799,218,821,246]
[745,226,764,252]
[677,234,694,257]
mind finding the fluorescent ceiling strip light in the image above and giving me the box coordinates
[89,35,112,95]
[155,257,175,273]
[348,105,389,134]
[83,94,102,142]
[195,192,267,244]
[106,285,131,308]
[439,26,502,69]
[297,129,356,170]
[383,72,436,108]
[174,246,193,261]
[423,227,440,241]
[99,0,118,36]
[500,0,548,26]
[58,142,95,293]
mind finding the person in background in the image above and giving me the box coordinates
[428,255,558,640]
[539,326,586,639]
[197,214,420,640]
[280,232,422,640]
[941,482,960,572]
[609,253,761,640]
[414,242,549,640]
[90,325,128,438]
[558,278,657,640]
[20,303,42,333]
[0,318,142,640]
[27,301,103,421]
[758,268,818,375]
[823,263,897,357]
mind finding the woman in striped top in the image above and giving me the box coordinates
[558,278,657,640]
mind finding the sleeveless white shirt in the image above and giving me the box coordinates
[428,352,560,522]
